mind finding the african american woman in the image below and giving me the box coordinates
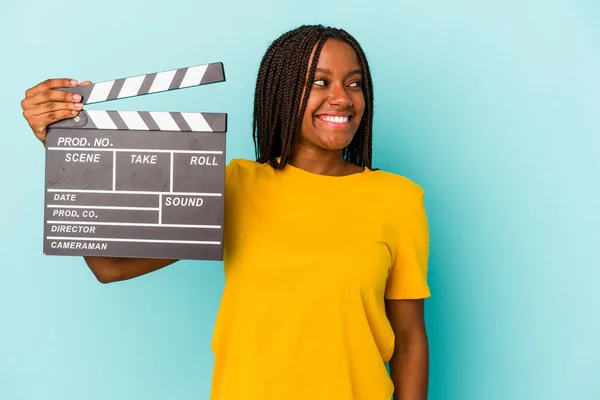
[20,25,431,400]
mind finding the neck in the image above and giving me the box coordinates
[289,148,350,176]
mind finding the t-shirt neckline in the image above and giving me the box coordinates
[280,161,373,183]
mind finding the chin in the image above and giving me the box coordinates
[319,140,353,151]
[318,134,355,150]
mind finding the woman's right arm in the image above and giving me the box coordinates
[22,78,180,283]
[84,256,178,283]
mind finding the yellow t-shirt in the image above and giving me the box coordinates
[210,158,430,400]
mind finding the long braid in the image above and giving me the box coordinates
[280,31,328,168]
[336,29,375,169]
[277,31,318,167]
[252,25,375,170]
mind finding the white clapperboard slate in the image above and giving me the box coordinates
[43,62,227,260]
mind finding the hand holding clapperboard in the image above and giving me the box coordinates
[43,62,227,260]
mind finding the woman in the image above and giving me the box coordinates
[21,25,430,400]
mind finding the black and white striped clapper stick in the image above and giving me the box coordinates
[63,61,225,104]
[44,62,228,261]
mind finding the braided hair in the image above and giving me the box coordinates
[252,25,374,170]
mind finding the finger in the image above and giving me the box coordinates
[24,100,83,118]
[28,109,80,132]
[78,80,92,86]
[22,89,82,108]
[25,78,79,98]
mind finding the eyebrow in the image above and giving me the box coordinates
[315,67,363,78]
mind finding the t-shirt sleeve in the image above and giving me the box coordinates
[384,188,431,300]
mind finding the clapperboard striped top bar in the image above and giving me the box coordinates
[64,62,225,105]
[50,109,227,132]
[83,110,225,132]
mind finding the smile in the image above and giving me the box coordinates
[317,115,351,124]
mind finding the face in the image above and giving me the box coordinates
[297,39,365,153]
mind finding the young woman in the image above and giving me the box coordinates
[20,25,430,400]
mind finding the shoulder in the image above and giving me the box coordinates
[226,158,270,173]
[226,158,272,183]
[368,169,428,233]
[368,168,425,205]
[227,158,255,169]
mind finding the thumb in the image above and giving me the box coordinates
[78,80,93,86]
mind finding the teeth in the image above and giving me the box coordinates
[321,115,349,123]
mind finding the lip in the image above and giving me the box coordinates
[316,112,353,117]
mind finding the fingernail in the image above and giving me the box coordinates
[74,103,83,109]
[73,94,81,101]
[70,80,78,86]
[71,110,78,115]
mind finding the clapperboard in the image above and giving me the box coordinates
[43,62,227,260]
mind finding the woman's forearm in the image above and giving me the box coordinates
[84,256,178,283]
[389,327,429,400]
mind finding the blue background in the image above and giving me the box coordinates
[1,0,599,399]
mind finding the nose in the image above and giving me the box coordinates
[327,83,353,108]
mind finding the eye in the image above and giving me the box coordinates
[349,81,362,88]
[313,78,327,86]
